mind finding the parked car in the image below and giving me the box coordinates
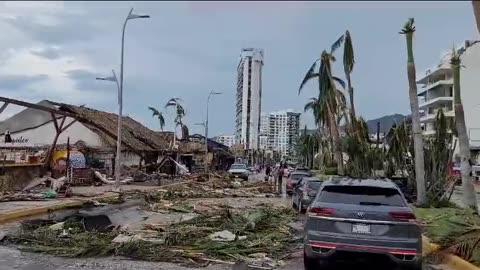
[291,177,323,213]
[286,171,312,195]
[303,178,422,270]
[228,163,250,181]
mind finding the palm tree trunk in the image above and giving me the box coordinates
[472,0,480,34]
[328,104,344,175]
[405,32,427,206]
[452,59,478,212]
[346,73,356,123]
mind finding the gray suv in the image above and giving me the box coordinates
[303,178,422,270]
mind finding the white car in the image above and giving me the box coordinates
[228,163,250,181]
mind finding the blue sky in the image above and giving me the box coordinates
[0,1,477,136]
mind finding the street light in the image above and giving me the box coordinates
[96,69,120,105]
[205,90,222,174]
[97,8,149,192]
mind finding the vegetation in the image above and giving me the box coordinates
[165,97,189,140]
[399,18,427,206]
[4,205,297,266]
[416,207,480,266]
[147,107,166,131]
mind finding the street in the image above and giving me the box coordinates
[0,172,452,270]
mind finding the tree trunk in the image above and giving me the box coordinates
[452,59,478,212]
[328,104,344,175]
[405,32,427,206]
[473,0,480,34]
[346,73,356,127]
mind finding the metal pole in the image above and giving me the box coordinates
[115,8,133,191]
[205,92,211,174]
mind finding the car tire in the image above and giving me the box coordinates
[303,252,320,270]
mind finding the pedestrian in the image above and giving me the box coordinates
[277,166,283,193]
[265,165,271,182]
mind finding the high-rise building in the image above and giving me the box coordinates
[259,110,301,158]
[235,48,264,150]
[213,135,236,147]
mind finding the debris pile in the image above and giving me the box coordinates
[2,204,297,268]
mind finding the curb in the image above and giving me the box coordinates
[423,236,479,270]
[0,193,120,224]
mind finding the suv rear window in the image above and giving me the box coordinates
[318,186,406,207]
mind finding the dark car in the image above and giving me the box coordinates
[286,171,312,195]
[291,177,323,213]
[303,178,422,270]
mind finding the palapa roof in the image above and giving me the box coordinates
[48,101,171,153]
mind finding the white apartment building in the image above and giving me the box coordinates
[213,135,236,147]
[263,110,301,158]
[235,48,264,150]
[417,40,480,151]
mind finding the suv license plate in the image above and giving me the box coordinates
[352,224,371,234]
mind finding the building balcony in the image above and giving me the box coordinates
[419,96,453,110]
[420,109,454,123]
[417,79,453,96]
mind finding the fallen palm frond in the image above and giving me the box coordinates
[2,204,296,267]
[416,207,480,265]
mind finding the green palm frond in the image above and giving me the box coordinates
[330,34,345,54]
[332,76,346,89]
[343,30,355,74]
[450,46,461,65]
[399,17,415,34]
[148,106,160,117]
[299,59,320,94]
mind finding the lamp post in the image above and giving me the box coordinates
[97,8,149,191]
[205,90,222,173]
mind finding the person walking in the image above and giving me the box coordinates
[265,165,271,182]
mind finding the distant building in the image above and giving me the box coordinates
[259,110,301,158]
[213,135,236,147]
[235,48,264,150]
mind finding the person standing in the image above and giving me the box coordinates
[277,165,283,193]
[265,165,271,182]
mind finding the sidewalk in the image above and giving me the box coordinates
[0,193,119,224]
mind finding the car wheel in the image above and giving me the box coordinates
[303,252,320,270]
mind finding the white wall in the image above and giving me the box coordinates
[459,42,480,147]
[4,117,104,147]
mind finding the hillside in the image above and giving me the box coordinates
[365,114,407,133]
[303,113,407,135]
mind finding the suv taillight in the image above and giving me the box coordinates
[308,207,335,217]
[389,211,416,221]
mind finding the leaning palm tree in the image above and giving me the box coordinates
[472,1,480,34]
[400,18,427,206]
[343,30,357,124]
[147,107,166,131]
[299,37,347,175]
[451,48,478,212]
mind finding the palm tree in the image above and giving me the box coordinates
[343,30,356,124]
[472,1,480,34]
[147,107,165,131]
[165,97,189,140]
[400,18,426,206]
[299,37,347,175]
[451,48,478,212]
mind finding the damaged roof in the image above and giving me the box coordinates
[48,101,172,153]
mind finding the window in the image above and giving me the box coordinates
[318,185,406,207]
